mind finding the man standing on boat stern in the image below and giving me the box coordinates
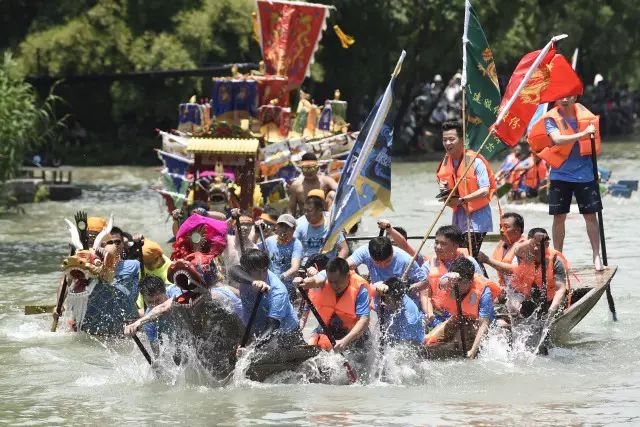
[527,96,603,270]
[436,120,496,257]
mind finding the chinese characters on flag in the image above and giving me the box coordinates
[492,47,583,146]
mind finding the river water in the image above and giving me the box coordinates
[1,142,639,425]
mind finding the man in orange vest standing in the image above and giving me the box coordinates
[527,96,602,270]
[437,120,497,257]
[298,257,371,352]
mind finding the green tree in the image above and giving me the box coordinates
[0,53,65,182]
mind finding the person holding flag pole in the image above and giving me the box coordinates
[402,33,576,286]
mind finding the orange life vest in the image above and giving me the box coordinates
[431,274,501,320]
[309,271,366,333]
[511,248,571,304]
[490,237,525,286]
[522,158,548,189]
[527,104,601,169]
[428,248,469,299]
[436,150,498,213]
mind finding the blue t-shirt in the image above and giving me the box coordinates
[452,159,493,233]
[348,246,426,284]
[142,286,178,342]
[478,286,495,321]
[258,235,303,285]
[113,259,140,304]
[380,295,425,344]
[211,287,244,321]
[294,213,345,259]
[238,271,299,335]
[499,153,518,173]
[545,117,593,183]
[166,284,183,299]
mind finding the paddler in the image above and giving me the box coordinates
[297,257,370,351]
[495,144,524,183]
[237,249,300,345]
[431,257,499,358]
[511,152,548,200]
[477,212,525,288]
[288,153,338,217]
[221,213,257,269]
[86,216,107,247]
[419,225,485,324]
[436,120,497,256]
[103,226,141,304]
[527,95,603,270]
[344,236,425,311]
[294,193,348,260]
[376,277,425,346]
[141,239,171,285]
[508,228,570,319]
[136,276,179,348]
[377,219,425,265]
[257,214,303,300]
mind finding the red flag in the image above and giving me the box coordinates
[256,0,329,90]
[493,47,583,146]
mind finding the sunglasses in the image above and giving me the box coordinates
[105,239,122,246]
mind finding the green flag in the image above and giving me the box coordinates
[462,0,503,159]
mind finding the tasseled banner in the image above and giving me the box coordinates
[333,25,355,49]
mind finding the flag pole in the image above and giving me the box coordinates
[401,34,569,280]
[461,0,473,256]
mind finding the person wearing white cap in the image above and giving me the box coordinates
[257,213,304,299]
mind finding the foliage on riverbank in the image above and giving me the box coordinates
[0,53,66,182]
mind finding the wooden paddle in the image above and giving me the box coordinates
[25,304,55,315]
[297,285,357,383]
[51,246,75,332]
[132,334,152,365]
[590,133,617,321]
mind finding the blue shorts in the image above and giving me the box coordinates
[548,180,602,215]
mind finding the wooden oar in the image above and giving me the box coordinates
[297,285,357,383]
[132,334,152,365]
[51,246,75,332]
[590,133,617,321]
[453,282,468,358]
[25,304,55,315]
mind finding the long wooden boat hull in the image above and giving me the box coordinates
[549,265,617,342]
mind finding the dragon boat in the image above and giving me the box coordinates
[421,265,618,359]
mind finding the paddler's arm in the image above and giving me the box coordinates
[287,183,299,216]
[477,251,515,275]
[336,238,349,259]
[548,123,595,146]
[378,219,417,258]
[468,317,490,359]
[334,315,369,351]
[468,287,494,359]
[548,257,568,315]
[124,298,173,336]
[334,287,370,351]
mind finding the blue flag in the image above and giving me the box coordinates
[156,149,192,177]
[323,51,405,251]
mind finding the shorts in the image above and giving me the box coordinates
[548,180,602,215]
